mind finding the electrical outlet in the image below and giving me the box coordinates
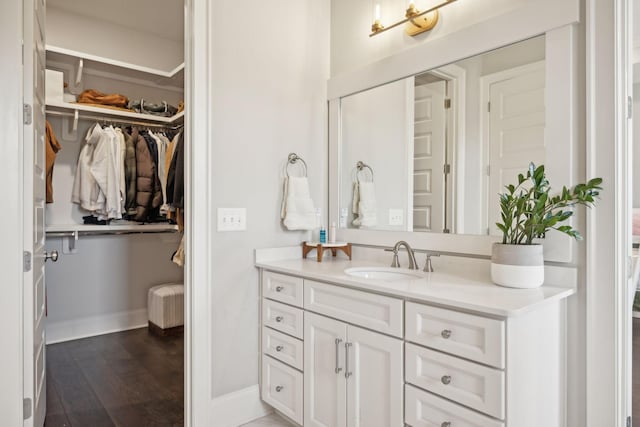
[217,208,247,231]
[389,209,404,226]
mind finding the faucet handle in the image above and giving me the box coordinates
[423,253,441,272]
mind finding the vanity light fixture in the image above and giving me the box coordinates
[370,0,458,37]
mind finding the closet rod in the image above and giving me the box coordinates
[46,229,179,238]
[45,110,183,129]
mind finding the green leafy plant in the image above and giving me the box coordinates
[496,163,602,245]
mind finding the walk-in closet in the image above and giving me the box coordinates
[42,1,186,425]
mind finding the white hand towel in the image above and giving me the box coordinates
[282,176,317,230]
[352,181,377,228]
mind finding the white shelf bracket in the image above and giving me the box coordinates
[61,111,79,141]
[75,58,84,86]
[62,230,79,254]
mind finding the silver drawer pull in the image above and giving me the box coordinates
[275,385,284,392]
[441,329,452,339]
[275,316,284,322]
[275,345,284,352]
[275,286,284,292]
[441,375,452,385]
[335,338,343,374]
[441,422,451,427]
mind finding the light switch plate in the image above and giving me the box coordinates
[389,209,404,226]
[217,208,247,231]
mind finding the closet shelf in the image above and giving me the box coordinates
[46,45,184,86]
[46,101,184,126]
[46,223,179,236]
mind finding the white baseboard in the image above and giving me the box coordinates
[46,308,149,344]
[210,384,271,427]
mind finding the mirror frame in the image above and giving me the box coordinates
[328,15,580,262]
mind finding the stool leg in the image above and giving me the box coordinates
[317,244,323,262]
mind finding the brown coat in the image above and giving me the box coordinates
[123,131,137,215]
[45,121,62,203]
[132,129,162,222]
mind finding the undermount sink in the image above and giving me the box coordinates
[344,267,425,281]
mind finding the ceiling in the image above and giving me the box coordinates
[48,0,184,42]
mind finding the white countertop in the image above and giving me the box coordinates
[256,256,575,317]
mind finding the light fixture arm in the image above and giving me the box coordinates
[369,0,458,37]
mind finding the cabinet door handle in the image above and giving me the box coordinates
[275,286,284,292]
[275,316,284,322]
[441,422,451,427]
[275,385,284,392]
[275,345,284,352]
[335,338,343,374]
[345,342,353,379]
[441,375,452,385]
[441,329,452,339]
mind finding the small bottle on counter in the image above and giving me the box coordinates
[319,226,327,244]
[329,222,336,243]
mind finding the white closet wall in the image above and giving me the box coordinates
[44,1,184,344]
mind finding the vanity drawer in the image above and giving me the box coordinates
[262,271,304,308]
[262,326,303,370]
[406,302,505,368]
[304,280,403,337]
[406,343,505,419]
[263,299,304,339]
[405,384,504,427]
[261,356,303,425]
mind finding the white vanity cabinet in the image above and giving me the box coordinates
[258,265,570,427]
[304,312,403,427]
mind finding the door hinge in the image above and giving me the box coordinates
[23,398,32,420]
[486,165,491,176]
[487,227,491,235]
[487,101,491,112]
[628,96,633,120]
[23,251,32,272]
[444,98,451,109]
[443,164,451,175]
[23,104,32,125]
[627,415,631,427]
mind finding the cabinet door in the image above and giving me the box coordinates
[305,312,348,427]
[346,325,404,427]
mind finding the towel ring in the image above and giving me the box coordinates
[356,161,374,183]
[286,153,308,177]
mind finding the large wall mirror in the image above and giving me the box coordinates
[338,35,545,236]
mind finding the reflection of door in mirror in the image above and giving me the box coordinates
[412,78,448,233]
[485,62,546,235]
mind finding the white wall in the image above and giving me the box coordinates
[207,0,330,398]
[331,0,529,77]
[340,78,411,230]
[46,5,183,73]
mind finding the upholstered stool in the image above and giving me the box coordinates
[148,283,184,336]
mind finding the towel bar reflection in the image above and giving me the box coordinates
[286,153,308,177]
[356,161,374,182]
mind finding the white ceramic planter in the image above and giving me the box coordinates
[491,243,544,289]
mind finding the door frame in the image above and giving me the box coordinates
[0,0,28,424]
[585,0,632,425]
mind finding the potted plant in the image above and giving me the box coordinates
[492,163,602,289]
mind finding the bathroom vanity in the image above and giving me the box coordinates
[256,249,575,427]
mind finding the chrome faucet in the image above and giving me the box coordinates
[389,241,418,270]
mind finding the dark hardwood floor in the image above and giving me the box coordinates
[44,328,184,427]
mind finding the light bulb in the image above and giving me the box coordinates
[375,3,381,20]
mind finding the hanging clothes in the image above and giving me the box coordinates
[166,131,184,209]
[45,121,62,203]
[72,124,122,220]
[134,128,163,222]
[123,129,137,216]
